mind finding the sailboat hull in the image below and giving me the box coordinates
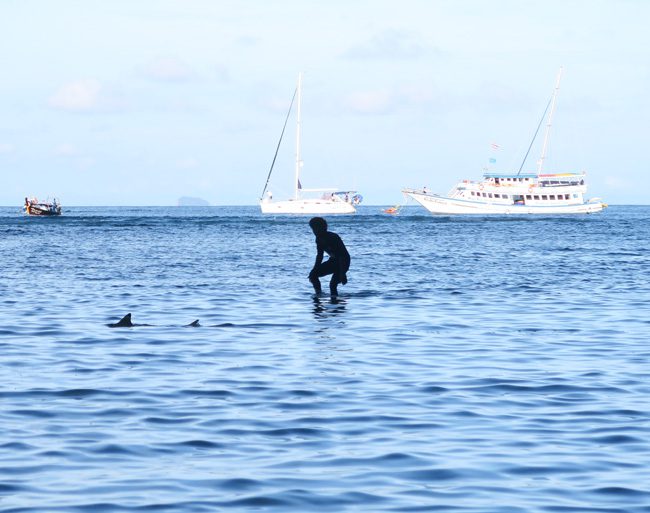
[260,198,356,215]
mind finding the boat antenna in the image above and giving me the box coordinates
[537,67,563,174]
[516,67,563,176]
[260,86,298,200]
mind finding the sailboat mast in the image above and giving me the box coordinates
[537,67,563,174]
[294,72,303,200]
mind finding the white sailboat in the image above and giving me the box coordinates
[403,68,606,215]
[260,72,361,215]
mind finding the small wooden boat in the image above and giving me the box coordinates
[24,197,62,216]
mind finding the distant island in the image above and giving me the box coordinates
[177,196,210,206]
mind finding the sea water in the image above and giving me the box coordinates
[1,205,649,512]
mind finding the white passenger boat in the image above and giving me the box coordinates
[403,69,606,215]
[260,72,361,215]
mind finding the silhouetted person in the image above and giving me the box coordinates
[308,217,350,296]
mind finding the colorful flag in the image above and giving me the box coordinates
[491,142,500,150]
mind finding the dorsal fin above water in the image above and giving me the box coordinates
[186,319,200,327]
[108,313,133,328]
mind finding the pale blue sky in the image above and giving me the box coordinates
[1,0,648,205]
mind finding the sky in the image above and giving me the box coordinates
[1,0,648,206]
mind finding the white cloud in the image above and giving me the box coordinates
[346,90,393,114]
[141,56,195,82]
[265,94,293,113]
[344,29,436,60]
[54,143,79,156]
[234,35,259,48]
[49,79,103,111]
[214,64,231,83]
[177,157,199,169]
[0,143,14,154]
[345,86,434,115]
[78,157,95,171]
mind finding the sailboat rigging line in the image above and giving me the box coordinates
[260,87,298,200]
[516,93,553,176]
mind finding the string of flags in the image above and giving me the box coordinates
[488,142,500,167]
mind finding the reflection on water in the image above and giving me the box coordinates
[312,295,347,319]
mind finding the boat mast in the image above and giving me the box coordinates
[260,86,297,201]
[537,67,563,174]
[294,72,303,200]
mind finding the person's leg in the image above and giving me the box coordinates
[308,269,322,293]
[309,259,337,294]
[329,273,341,296]
[341,258,350,286]
[330,258,350,295]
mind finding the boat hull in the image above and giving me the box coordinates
[25,204,62,216]
[404,191,606,215]
[260,198,356,215]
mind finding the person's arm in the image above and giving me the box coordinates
[313,246,324,269]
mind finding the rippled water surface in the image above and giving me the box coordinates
[2,205,650,512]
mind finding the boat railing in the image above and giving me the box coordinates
[538,180,584,186]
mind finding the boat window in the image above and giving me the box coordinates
[525,195,532,200]
[549,195,556,200]
[502,194,508,199]
[564,194,570,200]
[573,194,578,198]
[488,193,493,198]
[534,195,539,200]
[542,195,548,200]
